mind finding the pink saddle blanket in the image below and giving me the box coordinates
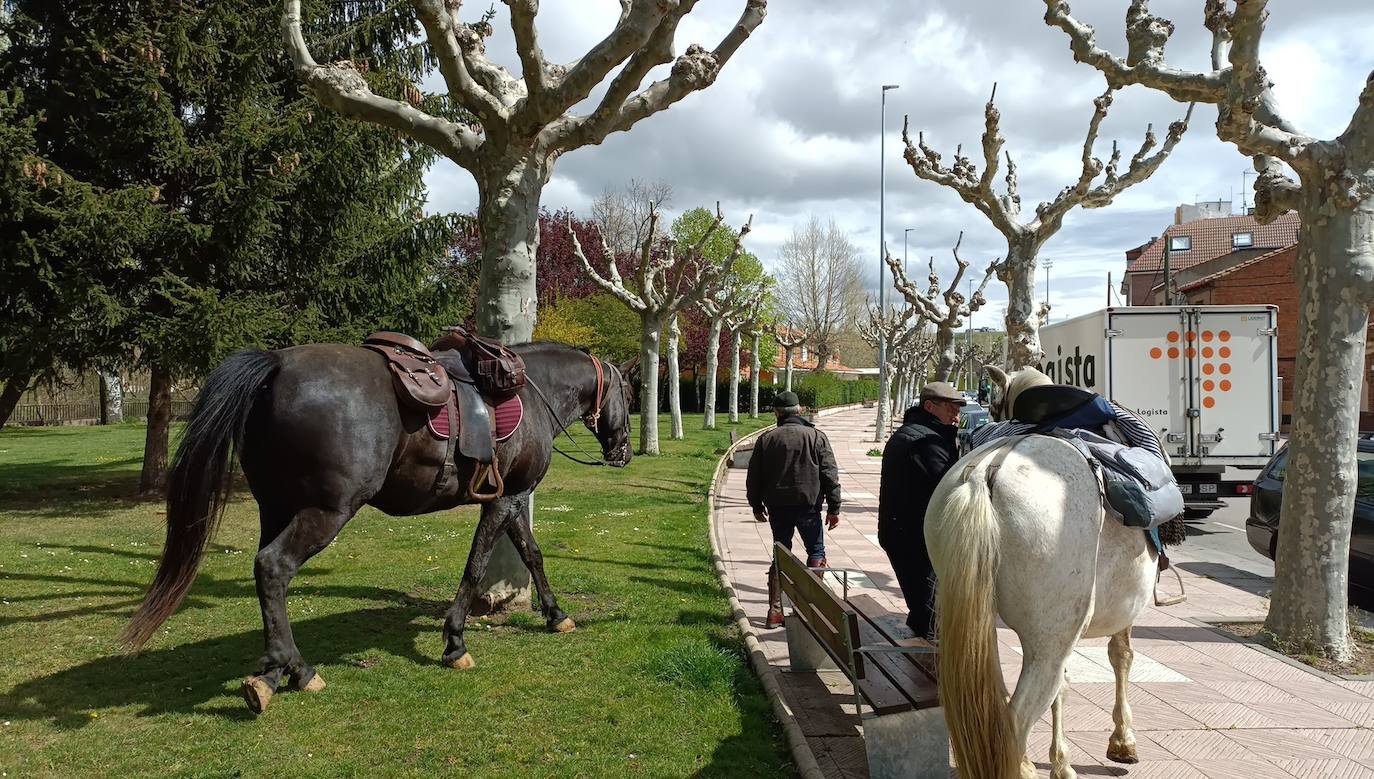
[427,393,523,442]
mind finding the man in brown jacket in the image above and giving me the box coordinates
[746,391,842,628]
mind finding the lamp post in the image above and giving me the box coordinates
[903,228,915,277]
[876,83,899,441]
[967,277,974,391]
[1043,258,1053,314]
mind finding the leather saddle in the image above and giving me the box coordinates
[363,329,524,502]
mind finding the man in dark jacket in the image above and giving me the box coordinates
[878,381,966,638]
[746,391,842,628]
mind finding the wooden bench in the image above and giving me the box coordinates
[774,543,946,779]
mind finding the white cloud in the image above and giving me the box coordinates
[413,0,1373,324]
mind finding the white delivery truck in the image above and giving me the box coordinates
[1037,305,1281,519]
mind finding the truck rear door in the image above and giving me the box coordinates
[1106,309,1194,458]
[1189,308,1279,461]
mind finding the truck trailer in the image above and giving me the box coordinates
[1036,305,1281,519]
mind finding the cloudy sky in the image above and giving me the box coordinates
[420,0,1372,327]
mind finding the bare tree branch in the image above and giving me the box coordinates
[546,0,767,150]
[411,0,509,124]
[505,0,548,99]
[567,216,646,312]
[281,0,481,169]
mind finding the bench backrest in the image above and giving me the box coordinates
[774,543,864,679]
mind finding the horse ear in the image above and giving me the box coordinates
[985,364,1008,390]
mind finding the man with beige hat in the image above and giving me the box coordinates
[877,381,967,638]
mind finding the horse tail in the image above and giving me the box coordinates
[928,451,1020,779]
[123,349,279,651]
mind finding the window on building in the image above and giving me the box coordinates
[1232,232,1254,248]
[1168,235,1192,252]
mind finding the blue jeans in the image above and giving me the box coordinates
[768,505,825,564]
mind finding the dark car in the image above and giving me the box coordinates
[1246,437,1374,604]
[957,405,991,456]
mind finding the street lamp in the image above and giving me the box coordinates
[903,228,916,277]
[877,84,899,441]
[1043,258,1053,312]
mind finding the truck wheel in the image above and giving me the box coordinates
[1183,508,1214,522]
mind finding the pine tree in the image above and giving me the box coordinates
[0,1,474,489]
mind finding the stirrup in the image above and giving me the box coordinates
[466,454,505,503]
[1154,564,1187,606]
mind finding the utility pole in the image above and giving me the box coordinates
[1162,239,1173,305]
[877,83,899,440]
[1043,259,1053,313]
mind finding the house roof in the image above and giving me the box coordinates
[1147,246,1275,294]
[1126,212,1300,274]
[1179,243,1296,292]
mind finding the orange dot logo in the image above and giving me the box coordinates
[1202,363,1215,375]
[1203,397,1216,409]
[1220,379,1232,391]
[1220,363,1231,375]
[1202,347,1214,358]
[1219,346,1231,358]
[1202,331,1214,342]
[1185,331,1197,342]
[1168,347,1180,359]
[1186,347,1197,358]
[1219,330,1231,342]
[1167,331,1180,343]
[1203,380,1215,391]
[1150,347,1163,359]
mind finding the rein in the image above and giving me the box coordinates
[524,353,625,467]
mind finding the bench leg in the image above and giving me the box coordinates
[784,615,838,672]
[863,707,949,779]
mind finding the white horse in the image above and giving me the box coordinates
[927,366,1158,779]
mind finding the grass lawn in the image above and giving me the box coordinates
[0,415,784,778]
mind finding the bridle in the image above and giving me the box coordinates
[525,352,630,467]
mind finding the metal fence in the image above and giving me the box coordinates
[9,400,196,426]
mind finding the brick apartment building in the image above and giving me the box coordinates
[1123,204,1300,306]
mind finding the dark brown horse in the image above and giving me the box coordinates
[122,341,632,713]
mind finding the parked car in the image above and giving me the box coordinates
[1246,437,1374,605]
[957,404,991,456]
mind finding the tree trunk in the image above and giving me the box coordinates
[749,332,761,419]
[0,371,32,430]
[667,314,684,440]
[638,313,663,454]
[932,327,958,382]
[472,151,549,613]
[1001,242,1043,370]
[139,362,172,496]
[728,329,741,424]
[703,316,723,429]
[99,369,124,425]
[783,347,794,392]
[812,348,830,373]
[1262,191,1373,661]
[876,364,897,440]
[474,153,547,344]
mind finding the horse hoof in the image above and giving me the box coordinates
[444,653,475,670]
[241,676,274,714]
[1106,740,1138,764]
[299,672,326,693]
[552,617,577,633]
[1019,757,1038,779]
[1051,767,1077,779]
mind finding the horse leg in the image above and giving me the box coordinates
[242,505,354,714]
[1105,629,1139,763]
[503,502,575,633]
[245,507,351,707]
[441,496,519,669]
[1009,636,1076,779]
[1049,669,1077,779]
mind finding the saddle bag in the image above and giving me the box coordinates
[1058,430,1184,530]
[362,331,451,409]
[431,326,526,400]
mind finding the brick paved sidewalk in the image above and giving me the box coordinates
[713,407,1374,778]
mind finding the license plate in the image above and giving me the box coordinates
[1200,484,1218,494]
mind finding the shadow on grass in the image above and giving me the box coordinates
[0,601,443,729]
